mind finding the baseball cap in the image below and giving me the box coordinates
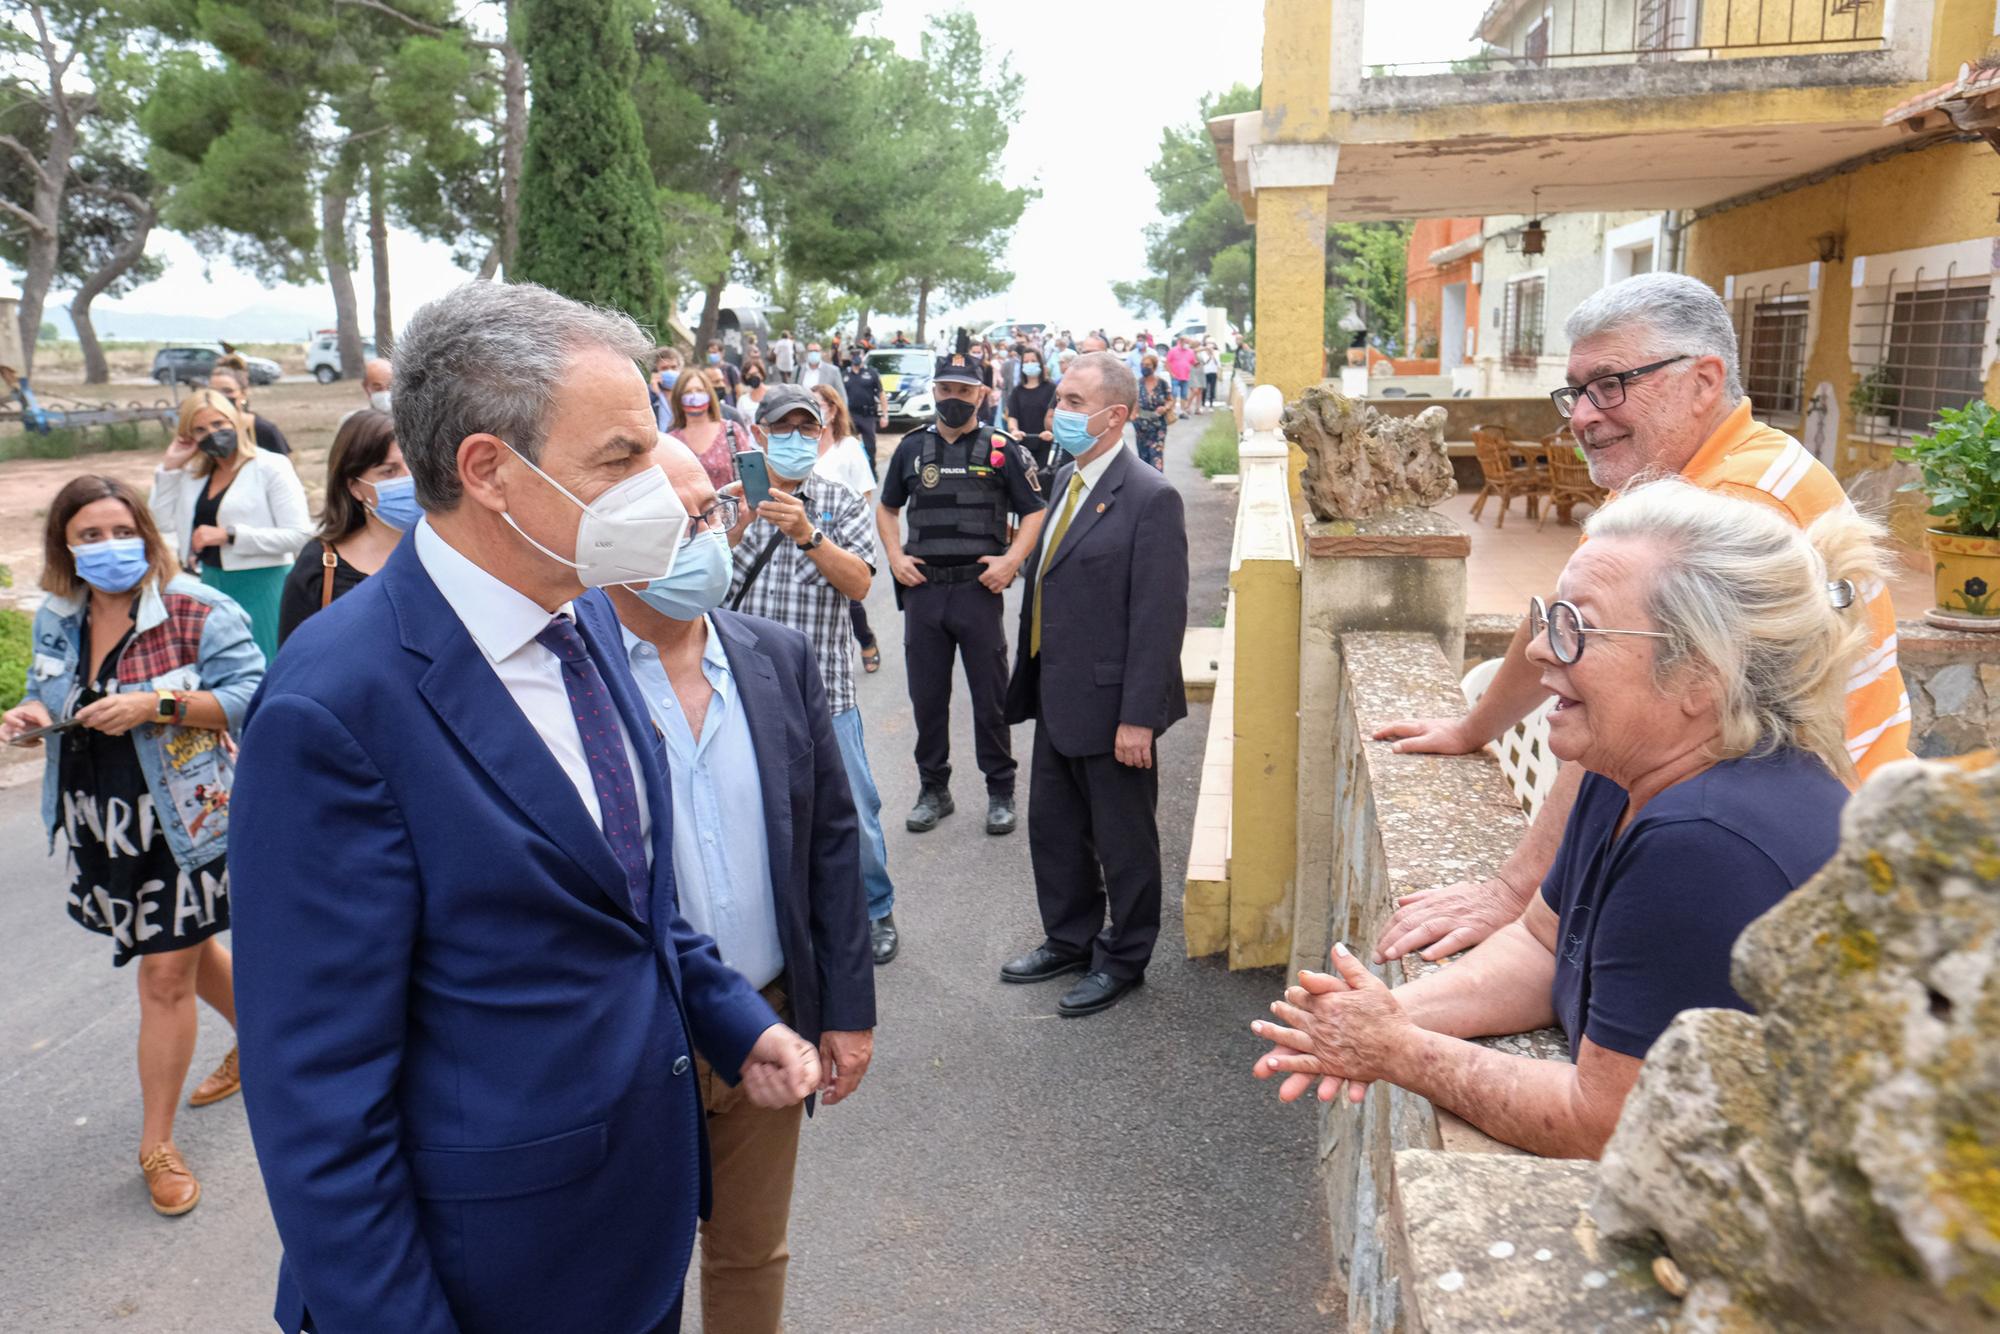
[754,383,825,427]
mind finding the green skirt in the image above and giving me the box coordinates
[199,563,286,665]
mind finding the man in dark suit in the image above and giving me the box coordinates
[1001,351,1190,1017]
[597,437,875,1333]
[229,281,820,1334]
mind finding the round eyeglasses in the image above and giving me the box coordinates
[1529,596,1672,665]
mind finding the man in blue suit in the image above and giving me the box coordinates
[229,282,820,1334]
[597,436,875,1332]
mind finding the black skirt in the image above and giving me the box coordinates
[59,621,229,966]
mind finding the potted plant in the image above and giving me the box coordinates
[1895,399,2000,630]
[1849,366,1898,437]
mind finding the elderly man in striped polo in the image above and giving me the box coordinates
[1369,271,1911,966]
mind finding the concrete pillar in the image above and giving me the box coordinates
[1227,385,1302,969]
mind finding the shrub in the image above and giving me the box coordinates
[1191,411,1240,479]
[0,608,30,712]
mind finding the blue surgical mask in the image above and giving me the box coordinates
[1022,362,1040,377]
[658,369,679,390]
[806,351,822,367]
[707,353,722,365]
[633,529,733,621]
[1050,406,1107,457]
[71,537,150,593]
[365,474,423,531]
[765,430,821,480]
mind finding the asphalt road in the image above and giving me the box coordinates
[0,410,1332,1333]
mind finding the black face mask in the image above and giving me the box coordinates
[198,430,238,460]
[934,398,976,428]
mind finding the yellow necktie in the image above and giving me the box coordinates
[1031,473,1086,658]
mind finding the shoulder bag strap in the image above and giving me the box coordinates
[728,529,789,611]
[320,544,339,609]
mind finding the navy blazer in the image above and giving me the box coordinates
[584,596,876,1047]
[1005,445,1190,756]
[230,537,779,1334]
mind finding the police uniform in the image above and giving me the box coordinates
[842,360,885,468]
[880,350,1047,833]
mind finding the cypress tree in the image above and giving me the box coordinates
[515,0,668,329]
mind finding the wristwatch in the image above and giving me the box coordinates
[155,689,179,725]
[797,528,825,552]
[224,525,237,546]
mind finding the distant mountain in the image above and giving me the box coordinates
[48,299,327,346]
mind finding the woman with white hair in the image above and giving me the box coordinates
[1250,479,1886,1158]
[149,389,312,662]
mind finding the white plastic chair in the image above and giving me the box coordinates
[1460,658,1561,818]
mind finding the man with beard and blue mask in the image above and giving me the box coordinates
[1001,351,1188,1018]
[596,434,874,1334]
[725,384,905,964]
[228,282,822,1334]
[875,333,1047,840]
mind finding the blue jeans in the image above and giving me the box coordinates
[830,708,895,920]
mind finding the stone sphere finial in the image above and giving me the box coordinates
[1245,383,1284,433]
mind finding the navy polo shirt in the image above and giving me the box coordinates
[1543,747,1848,1061]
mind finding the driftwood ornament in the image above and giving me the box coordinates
[1280,384,1454,522]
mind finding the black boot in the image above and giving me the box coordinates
[906,785,954,833]
[985,793,1017,835]
[870,912,900,965]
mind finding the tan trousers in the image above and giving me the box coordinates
[693,983,804,1334]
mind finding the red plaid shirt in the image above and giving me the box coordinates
[118,591,215,684]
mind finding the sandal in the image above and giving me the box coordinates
[140,1142,201,1217]
[189,1044,240,1107]
[862,644,882,674]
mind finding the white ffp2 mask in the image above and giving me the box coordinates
[500,443,688,588]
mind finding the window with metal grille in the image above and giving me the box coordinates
[1503,275,1546,369]
[1738,291,1809,423]
[1852,270,1991,441]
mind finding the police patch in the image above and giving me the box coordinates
[1026,466,1043,494]
[921,463,942,488]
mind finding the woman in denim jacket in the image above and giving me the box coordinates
[2,476,265,1218]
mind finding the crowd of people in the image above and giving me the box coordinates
[0,269,1920,1326]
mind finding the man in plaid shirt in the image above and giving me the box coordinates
[728,386,905,964]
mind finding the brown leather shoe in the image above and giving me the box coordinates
[189,1045,240,1107]
[140,1142,201,1217]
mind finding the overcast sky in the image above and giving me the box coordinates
[12,0,1487,343]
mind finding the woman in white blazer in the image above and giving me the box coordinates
[150,388,311,661]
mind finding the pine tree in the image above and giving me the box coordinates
[515,0,667,331]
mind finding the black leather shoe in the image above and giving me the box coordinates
[870,912,899,966]
[906,786,954,832]
[1058,970,1142,1017]
[984,794,1017,835]
[999,944,1087,985]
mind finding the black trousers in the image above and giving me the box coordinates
[1027,722,1161,979]
[849,598,875,649]
[854,415,878,469]
[899,577,1015,797]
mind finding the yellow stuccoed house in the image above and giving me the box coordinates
[1193,0,2000,966]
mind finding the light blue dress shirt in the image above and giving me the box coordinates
[622,619,785,990]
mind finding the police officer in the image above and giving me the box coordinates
[876,338,1047,836]
[843,350,888,471]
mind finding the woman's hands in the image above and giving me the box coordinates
[75,692,160,737]
[1251,943,1418,1105]
[190,524,229,552]
[163,435,199,470]
[1,698,54,745]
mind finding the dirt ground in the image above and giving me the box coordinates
[0,378,365,600]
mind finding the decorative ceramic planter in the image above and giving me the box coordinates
[1925,528,2000,632]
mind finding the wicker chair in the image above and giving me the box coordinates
[1540,431,1609,531]
[1469,426,1548,528]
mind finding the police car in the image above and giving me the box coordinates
[870,348,937,427]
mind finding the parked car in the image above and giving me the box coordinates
[239,354,282,386]
[152,346,219,386]
[871,347,936,427]
[977,319,1059,348]
[304,332,378,383]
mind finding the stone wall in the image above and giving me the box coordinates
[1304,631,1587,1331]
[1468,612,2000,761]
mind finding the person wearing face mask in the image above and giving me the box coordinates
[670,366,756,491]
[841,350,887,470]
[1131,353,1174,470]
[208,359,293,455]
[1001,352,1189,1018]
[340,357,398,427]
[3,475,264,1217]
[277,410,412,645]
[594,437,876,1333]
[799,341,841,391]
[150,389,312,662]
[721,386,902,963]
[1004,349,1058,488]
[706,339,742,403]
[648,347,683,432]
[875,335,1048,838]
[226,281,822,1334]
[741,356,769,408]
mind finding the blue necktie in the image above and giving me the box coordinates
[536,615,649,919]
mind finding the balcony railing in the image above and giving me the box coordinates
[1367,0,1885,77]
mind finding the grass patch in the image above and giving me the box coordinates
[0,607,29,712]
[1191,411,1240,479]
[0,419,171,463]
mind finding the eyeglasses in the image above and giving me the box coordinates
[1548,355,1689,419]
[1529,596,1671,665]
[684,496,741,544]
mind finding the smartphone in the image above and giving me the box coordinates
[735,447,773,509]
[9,716,80,746]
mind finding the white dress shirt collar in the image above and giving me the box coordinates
[414,518,572,663]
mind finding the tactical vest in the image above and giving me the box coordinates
[903,428,1011,560]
